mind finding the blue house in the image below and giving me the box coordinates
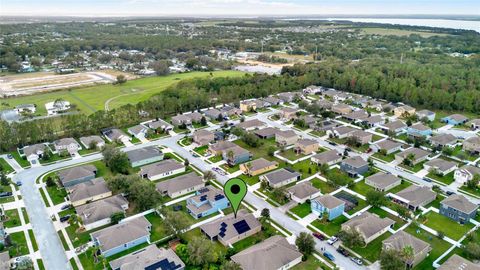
[407,123,432,138]
[439,194,478,224]
[222,146,252,166]
[441,114,469,126]
[340,156,369,177]
[187,187,229,219]
[91,216,151,257]
[311,195,345,220]
[0,221,6,245]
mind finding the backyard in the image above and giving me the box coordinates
[289,202,312,218]
[348,232,392,263]
[422,211,474,241]
[310,215,349,237]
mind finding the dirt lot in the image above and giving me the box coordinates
[0,70,134,97]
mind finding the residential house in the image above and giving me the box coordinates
[300,115,317,128]
[231,236,303,270]
[53,137,81,154]
[76,194,129,230]
[239,158,278,176]
[372,139,403,155]
[442,114,469,126]
[424,159,458,176]
[294,139,319,155]
[344,110,369,122]
[102,128,130,144]
[349,130,373,144]
[381,120,407,135]
[407,123,432,138]
[14,104,36,114]
[467,119,480,130]
[208,141,237,155]
[363,115,384,127]
[287,182,321,203]
[311,195,345,220]
[440,194,478,224]
[254,127,279,139]
[239,100,257,112]
[237,119,266,131]
[382,231,431,268]
[22,143,47,161]
[58,164,97,187]
[91,216,151,257]
[109,244,185,270]
[220,106,242,117]
[278,92,299,102]
[145,119,173,132]
[342,212,395,244]
[204,108,223,121]
[139,159,186,181]
[367,100,385,112]
[394,105,416,118]
[260,168,301,188]
[429,134,457,148]
[438,254,479,270]
[365,173,402,192]
[316,99,333,110]
[45,100,71,115]
[303,85,323,95]
[192,129,215,146]
[311,150,342,166]
[329,126,356,139]
[155,172,205,198]
[79,135,105,150]
[222,146,252,166]
[391,185,436,211]
[200,210,262,246]
[454,165,480,184]
[66,177,112,207]
[0,251,9,270]
[127,125,147,140]
[275,130,298,146]
[331,103,352,115]
[280,107,298,120]
[186,187,229,219]
[262,96,283,106]
[126,146,164,167]
[340,156,369,177]
[416,110,436,122]
[395,148,431,166]
[463,136,480,155]
[171,112,202,126]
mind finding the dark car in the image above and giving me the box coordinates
[60,215,71,222]
[312,232,325,241]
[328,141,337,146]
[0,192,13,197]
[15,181,22,186]
[7,154,13,159]
[337,247,350,257]
[446,190,455,196]
[61,204,72,211]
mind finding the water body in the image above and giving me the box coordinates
[326,18,480,33]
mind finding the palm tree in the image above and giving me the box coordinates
[203,170,216,181]
[402,245,415,269]
[227,150,235,165]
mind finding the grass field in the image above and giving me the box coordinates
[361,27,449,37]
[422,212,474,241]
[0,71,245,115]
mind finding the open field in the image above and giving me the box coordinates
[360,27,450,37]
[0,70,245,115]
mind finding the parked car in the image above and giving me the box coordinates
[328,141,337,146]
[323,251,335,261]
[423,177,432,183]
[60,215,71,222]
[15,181,22,186]
[337,247,350,257]
[327,236,338,245]
[7,154,13,159]
[0,192,13,197]
[446,190,455,196]
[312,232,325,241]
[350,257,363,265]
[61,204,71,210]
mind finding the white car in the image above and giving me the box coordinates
[327,236,338,245]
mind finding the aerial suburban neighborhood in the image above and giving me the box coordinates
[0,2,479,269]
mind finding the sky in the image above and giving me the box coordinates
[1,0,480,17]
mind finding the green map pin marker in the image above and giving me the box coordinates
[224,178,247,218]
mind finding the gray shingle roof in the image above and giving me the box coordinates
[311,149,341,165]
[383,231,431,260]
[437,254,479,270]
[314,194,345,209]
[67,177,111,203]
[343,212,395,240]
[287,182,319,200]
[395,185,436,208]
[155,172,204,197]
[366,173,401,190]
[126,146,163,163]
[262,168,301,185]
[441,194,478,214]
[200,210,261,244]
[76,194,128,225]
[374,139,403,151]
[58,165,96,186]
[139,159,185,179]
[109,244,185,270]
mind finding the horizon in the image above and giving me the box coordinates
[2,0,480,17]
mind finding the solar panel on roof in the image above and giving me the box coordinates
[214,194,225,201]
[219,231,226,238]
[233,220,251,234]
[200,195,207,201]
[198,188,209,194]
[146,258,183,270]
[221,222,227,227]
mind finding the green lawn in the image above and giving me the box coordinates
[10,151,31,168]
[233,138,278,161]
[278,149,305,161]
[311,178,338,194]
[348,180,374,196]
[21,208,29,224]
[65,222,112,248]
[79,247,106,270]
[168,200,220,225]
[232,222,281,252]
[422,212,474,241]
[46,185,67,205]
[69,258,79,270]
[237,173,260,186]
[145,213,169,242]
[208,155,223,163]
[372,151,397,163]
[28,229,38,251]
[459,185,480,198]
[310,215,349,237]
[426,171,455,185]
[368,207,406,230]
[58,231,70,251]
[39,151,71,165]
[180,228,227,254]
[0,157,14,174]
[291,255,332,270]
[193,145,208,156]
[0,184,14,204]
[346,196,369,215]
[4,209,21,228]
[425,194,446,209]
[388,180,412,194]
[451,145,478,162]
[289,159,318,179]
[290,202,312,218]
[6,231,29,257]
[38,260,46,270]
[309,130,326,137]
[0,71,245,115]
[349,232,392,263]
[404,225,452,270]
[399,160,427,173]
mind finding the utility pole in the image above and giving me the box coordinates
[400,53,404,64]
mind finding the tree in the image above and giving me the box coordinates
[295,232,315,257]
[267,146,276,157]
[261,208,270,220]
[200,116,207,126]
[116,75,127,84]
[466,174,480,189]
[110,212,124,224]
[395,205,411,220]
[0,172,9,186]
[380,249,405,270]
[366,190,387,208]
[221,261,242,270]
[150,60,171,76]
[184,158,190,167]
[102,145,131,174]
[402,245,415,266]
[129,181,162,211]
[318,163,329,174]
[271,187,289,204]
[203,170,216,181]
[187,236,219,266]
[463,242,480,260]
[338,229,365,248]
[45,176,57,187]
[162,209,190,237]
